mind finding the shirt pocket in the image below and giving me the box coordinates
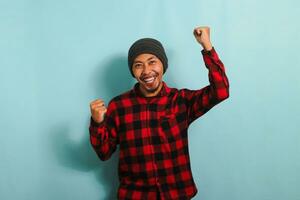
[158,113,182,143]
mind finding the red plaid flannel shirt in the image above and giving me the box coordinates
[89,47,229,200]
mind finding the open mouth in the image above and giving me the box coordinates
[141,75,156,84]
[143,76,155,84]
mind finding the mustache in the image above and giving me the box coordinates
[140,71,159,79]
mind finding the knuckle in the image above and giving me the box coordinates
[100,106,106,111]
[94,99,103,104]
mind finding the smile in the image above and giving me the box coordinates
[142,76,156,84]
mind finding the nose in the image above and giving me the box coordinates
[142,63,151,75]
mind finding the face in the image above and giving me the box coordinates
[132,53,164,97]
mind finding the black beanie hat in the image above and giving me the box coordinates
[128,38,168,77]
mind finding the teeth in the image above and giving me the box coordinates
[143,77,155,83]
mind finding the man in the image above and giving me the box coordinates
[89,26,229,200]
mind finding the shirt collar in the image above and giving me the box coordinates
[133,81,171,98]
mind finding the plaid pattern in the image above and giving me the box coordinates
[89,48,229,200]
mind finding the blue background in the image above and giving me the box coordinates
[1,0,299,199]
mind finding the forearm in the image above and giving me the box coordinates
[89,117,117,161]
[202,47,230,101]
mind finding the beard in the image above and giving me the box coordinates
[138,71,162,95]
[144,82,161,93]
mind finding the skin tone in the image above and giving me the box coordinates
[132,53,164,97]
[90,26,213,123]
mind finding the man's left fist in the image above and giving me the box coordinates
[193,26,213,51]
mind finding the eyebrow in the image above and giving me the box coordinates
[133,56,156,64]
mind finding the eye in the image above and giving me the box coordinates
[134,63,142,68]
[149,60,156,65]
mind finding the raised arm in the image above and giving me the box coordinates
[89,99,119,161]
[183,26,230,124]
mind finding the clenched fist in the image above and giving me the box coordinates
[90,99,107,124]
[193,26,213,51]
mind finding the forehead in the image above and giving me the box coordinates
[133,53,158,63]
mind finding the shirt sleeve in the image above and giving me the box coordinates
[89,100,119,161]
[181,47,230,124]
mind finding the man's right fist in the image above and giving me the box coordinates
[90,99,107,124]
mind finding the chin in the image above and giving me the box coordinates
[145,80,161,92]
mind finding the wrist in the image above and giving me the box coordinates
[201,46,215,55]
[90,117,104,127]
[202,42,213,51]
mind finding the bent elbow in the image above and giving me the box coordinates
[222,90,230,100]
[96,149,114,161]
[217,88,230,102]
[98,153,110,161]
[95,145,117,161]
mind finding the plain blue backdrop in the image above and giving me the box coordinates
[1,0,299,199]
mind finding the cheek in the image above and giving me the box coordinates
[156,66,164,77]
[132,68,141,78]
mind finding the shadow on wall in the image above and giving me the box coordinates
[50,123,119,200]
[49,55,178,199]
[98,55,135,100]
[50,56,133,200]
